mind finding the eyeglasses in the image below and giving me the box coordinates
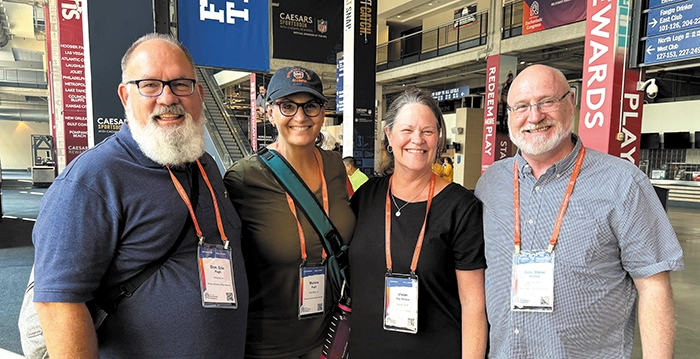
[125,78,197,97]
[507,91,571,118]
[273,100,324,117]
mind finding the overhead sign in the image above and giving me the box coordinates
[649,0,685,9]
[644,29,700,65]
[643,1,700,66]
[646,1,700,37]
[522,0,586,35]
[178,0,269,71]
[272,0,343,64]
[431,86,470,101]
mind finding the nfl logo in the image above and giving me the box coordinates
[317,19,328,34]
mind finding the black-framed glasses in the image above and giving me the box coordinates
[507,91,571,118]
[125,78,197,97]
[272,100,324,117]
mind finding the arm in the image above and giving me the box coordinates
[634,271,676,359]
[456,269,487,359]
[35,302,98,359]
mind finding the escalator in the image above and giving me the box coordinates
[196,67,252,170]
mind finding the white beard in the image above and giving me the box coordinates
[127,100,207,167]
[509,119,572,157]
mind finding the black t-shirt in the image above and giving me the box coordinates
[348,176,486,358]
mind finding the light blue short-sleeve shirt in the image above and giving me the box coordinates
[475,135,684,359]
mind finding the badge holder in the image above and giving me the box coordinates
[198,241,238,309]
[511,250,554,312]
[383,272,419,334]
[298,262,326,319]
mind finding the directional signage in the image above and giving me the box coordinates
[647,1,700,37]
[644,0,700,66]
[649,0,685,10]
[644,28,700,65]
[431,86,470,101]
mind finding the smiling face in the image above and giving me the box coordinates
[117,38,206,166]
[507,65,575,163]
[118,39,204,129]
[268,93,325,150]
[385,103,440,176]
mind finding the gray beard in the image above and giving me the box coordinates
[509,120,572,157]
[126,102,207,167]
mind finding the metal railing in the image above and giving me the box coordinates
[197,67,252,169]
[377,11,488,71]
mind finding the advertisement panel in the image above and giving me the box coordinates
[453,4,477,29]
[83,1,154,146]
[272,0,343,64]
[522,0,586,35]
[341,0,376,176]
[58,0,88,164]
[179,0,269,71]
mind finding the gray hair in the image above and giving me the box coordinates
[380,87,447,174]
[120,33,195,82]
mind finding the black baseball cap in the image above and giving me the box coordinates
[266,66,326,103]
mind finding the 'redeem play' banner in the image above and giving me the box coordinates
[179,0,269,71]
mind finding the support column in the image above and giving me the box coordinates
[341,0,377,176]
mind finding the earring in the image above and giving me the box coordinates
[387,145,393,153]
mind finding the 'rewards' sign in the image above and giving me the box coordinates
[58,0,88,164]
[578,0,642,164]
[481,55,499,174]
[522,0,586,35]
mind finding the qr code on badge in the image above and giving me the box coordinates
[317,303,323,311]
[408,318,416,328]
[226,292,234,301]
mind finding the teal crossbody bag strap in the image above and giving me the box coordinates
[256,147,350,301]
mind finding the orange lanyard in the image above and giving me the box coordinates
[166,159,228,248]
[282,150,329,262]
[384,174,436,275]
[513,147,585,254]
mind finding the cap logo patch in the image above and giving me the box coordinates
[288,68,310,84]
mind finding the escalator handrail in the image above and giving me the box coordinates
[197,67,253,157]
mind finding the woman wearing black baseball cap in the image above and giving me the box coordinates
[224,66,355,359]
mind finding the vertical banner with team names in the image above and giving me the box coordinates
[57,0,88,165]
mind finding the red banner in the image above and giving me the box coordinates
[58,0,88,163]
[578,0,642,164]
[481,55,500,174]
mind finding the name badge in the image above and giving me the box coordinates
[299,265,325,319]
[511,250,554,312]
[383,273,419,334]
[198,243,238,309]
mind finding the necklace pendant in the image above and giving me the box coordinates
[395,211,401,217]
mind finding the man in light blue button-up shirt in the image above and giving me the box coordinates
[476,65,684,359]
